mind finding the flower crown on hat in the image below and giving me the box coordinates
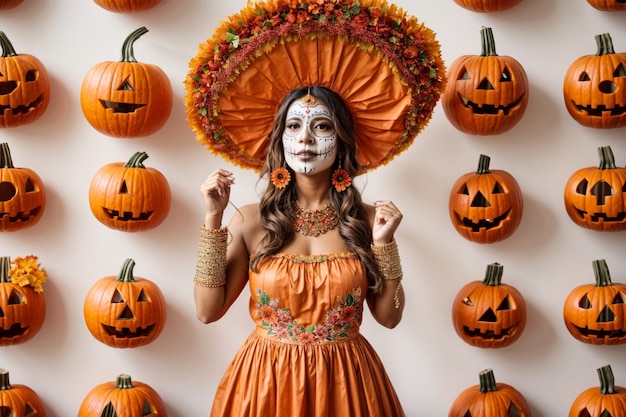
[185,0,447,173]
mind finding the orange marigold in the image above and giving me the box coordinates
[331,168,352,192]
[271,167,291,189]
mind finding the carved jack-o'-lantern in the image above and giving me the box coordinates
[453,0,523,12]
[0,143,46,232]
[452,263,526,348]
[442,27,529,135]
[0,31,50,128]
[80,27,173,138]
[449,154,523,243]
[0,256,46,346]
[84,258,166,348]
[569,365,626,417]
[93,0,161,13]
[88,151,171,232]
[449,368,531,417]
[0,369,46,417]
[78,374,166,417]
[564,146,626,232]
[586,0,626,12]
[564,33,626,129]
[563,259,626,345]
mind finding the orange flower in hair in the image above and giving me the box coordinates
[271,167,291,189]
[332,168,352,192]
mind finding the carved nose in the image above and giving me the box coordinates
[471,191,491,208]
[591,180,613,206]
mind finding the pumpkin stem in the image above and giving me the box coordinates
[121,26,149,63]
[0,143,15,169]
[0,369,10,390]
[0,31,17,58]
[115,374,134,389]
[480,27,498,57]
[478,369,499,393]
[597,365,617,395]
[124,151,149,168]
[476,154,491,174]
[117,258,137,283]
[597,146,617,170]
[482,263,503,286]
[595,33,615,56]
[592,259,612,287]
[0,257,10,284]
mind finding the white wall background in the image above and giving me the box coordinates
[1,0,626,416]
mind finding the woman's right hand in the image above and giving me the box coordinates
[200,169,235,227]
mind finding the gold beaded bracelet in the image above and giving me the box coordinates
[193,225,228,288]
[371,239,403,309]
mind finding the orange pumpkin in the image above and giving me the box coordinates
[449,368,531,417]
[0,143,46,232]
[88,151,171,232]
[452,263,526,348]
[83,258,166,348]
[0,31,50,128]
[93,0,161,13]
[449,154,523,243]
[80,27,173,138]
[453,0,522,12]
[0,256,46,346]
[563,33,626,129]
[586,0,626,11]
[0,369,46,417]
[569,365,626,417]
[0,0,24,10]
[442,27,528,135]
[564,146,626,232]
[563,259,626,345]
[78,374,166,417]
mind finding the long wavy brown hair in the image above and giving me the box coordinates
[250,86,384,293]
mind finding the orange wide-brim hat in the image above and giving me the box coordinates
[185,0,446,174]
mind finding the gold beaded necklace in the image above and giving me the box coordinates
[292,203,338,237]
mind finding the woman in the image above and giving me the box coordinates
[194,86,406,416]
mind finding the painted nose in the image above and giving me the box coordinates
[297,128,314,144]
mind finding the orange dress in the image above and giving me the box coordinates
[210,252,405,417]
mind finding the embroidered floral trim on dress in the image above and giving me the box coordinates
[271,252,356,263]
[256,287,362,344]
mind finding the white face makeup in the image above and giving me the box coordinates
[282,95,338,175]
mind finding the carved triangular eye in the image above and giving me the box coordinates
[8,289,24,305]
[509,401,523,417]
[112,289,125,304]
[0,406,11,417]
[578,408,591,417]
[463,411,472,417]
[613,293,624,304]
[492,182,505,194]
[459,184,469,195]
[137,289,150,302]
[117,77,134,91]
[25,403,38,417]
[600,409,613,417]
[142,400,156,416]
[579,294,592,309]
[25,178,36,193]
[463,297,473,306]
[576,179,588,195]
[613,63,626,77]
[497,295,511,311]
[119,180,129,194]
[101,402,117,417]
[500,67,512,82]
[458,67,471,80]
[579,72,591,82]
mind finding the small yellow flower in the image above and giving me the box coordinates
[9,255,47,293]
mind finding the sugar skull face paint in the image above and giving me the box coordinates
[282,95,337,175]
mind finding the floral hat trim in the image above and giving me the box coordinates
[185,0,446,173]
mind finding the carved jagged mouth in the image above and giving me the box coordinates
[573,207,626,223]
[462,325,516,340]
[0,95,45,116]
[101,323,156,339]
[459,93,525,116]
[571,101,626,117]
[101,208,153,222]
[0,206,42,223]
[99,100,146,114]
[456,209,510,232]
[573,324,626,339]
[0,323,29,339]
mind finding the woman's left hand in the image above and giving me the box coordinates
[372,200,403,245]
